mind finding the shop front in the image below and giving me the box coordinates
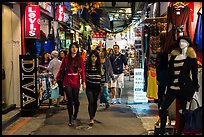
[2,2,22,109]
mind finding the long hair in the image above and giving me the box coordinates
[40,51,51,65]
[67,42,81,68]
[100,48,107,59]
[86,50,101,72]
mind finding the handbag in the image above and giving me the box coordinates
[183,98,202,131]
[59,60,66,81]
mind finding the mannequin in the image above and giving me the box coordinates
[159,36,199,135]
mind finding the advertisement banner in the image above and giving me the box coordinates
[19,55,38,116]
[133,69,148,103]
[25,5,40,39]
[92,32,107,38]
[56,5,65,22]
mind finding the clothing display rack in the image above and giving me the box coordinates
[37,72,54,108]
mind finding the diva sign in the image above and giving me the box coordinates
[25,5,40,38]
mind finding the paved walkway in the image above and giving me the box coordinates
[2,76,159,135]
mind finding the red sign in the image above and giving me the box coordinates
[25,5,40,38]
[92,32,107,38]
[56,5,65,22]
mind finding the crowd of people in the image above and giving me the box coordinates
[38,42,128,127]
[37,36,199,135]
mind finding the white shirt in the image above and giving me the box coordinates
[47,58,62,79]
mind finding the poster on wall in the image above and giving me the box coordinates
[25,5,40,39]
[19,55,38,116]
[133,69,148,103]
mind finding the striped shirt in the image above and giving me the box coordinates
[170,58,185,90]
[86,65,102,85]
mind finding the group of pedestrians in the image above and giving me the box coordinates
[39,42,128,127]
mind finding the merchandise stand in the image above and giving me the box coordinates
[37,72,54,109]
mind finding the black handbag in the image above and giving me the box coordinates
[183,98,202,131]
[59,60,66,81]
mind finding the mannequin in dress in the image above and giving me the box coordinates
[159,36,199,135]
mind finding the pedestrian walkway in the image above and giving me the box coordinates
[2,76,159,135]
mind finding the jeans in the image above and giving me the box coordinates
[159,88,187,135]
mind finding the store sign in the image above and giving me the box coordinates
[25,5,40,38]
[19,55,38,116]
[92,32,107,38]
[133,69,148,103]
[56,5,65,22]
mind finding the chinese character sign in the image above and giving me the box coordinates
[25,5,40,38]
[56,5,65,22]
[133,69,148,103]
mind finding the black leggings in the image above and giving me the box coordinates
[159,88,187,135]
[86,87,100,120]
[64,86,80,121]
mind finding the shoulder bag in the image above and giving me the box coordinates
[183,98,202,131]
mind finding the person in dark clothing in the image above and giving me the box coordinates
[85,50,103,126]
[58,49,68,104]
[109,45,128,104]
[155,49,169,125]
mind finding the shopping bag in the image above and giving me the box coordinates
[183,98,202,131]
[50,83,59,99]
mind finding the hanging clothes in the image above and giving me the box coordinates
[164,6,192,53]
[194,8,202,51]
[36,40,41,56]
[44,40,54,53]
[146,65,158,99]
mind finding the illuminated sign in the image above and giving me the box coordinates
[25,5,40,38]
[56,5,65,22]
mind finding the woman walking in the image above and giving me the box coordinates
[55,42,86,126]
[85,50,103,126]
[99,48,115,109]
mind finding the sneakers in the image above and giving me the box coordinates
[111,98,117,104]
[117,98,121,104]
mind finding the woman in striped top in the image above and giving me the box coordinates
[159,36,199,135]
[85,50,102,126]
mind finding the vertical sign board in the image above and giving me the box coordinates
[56,5,65,22]
[134,69,148,103]
[25,5,40,39]
[19,55,38,116]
